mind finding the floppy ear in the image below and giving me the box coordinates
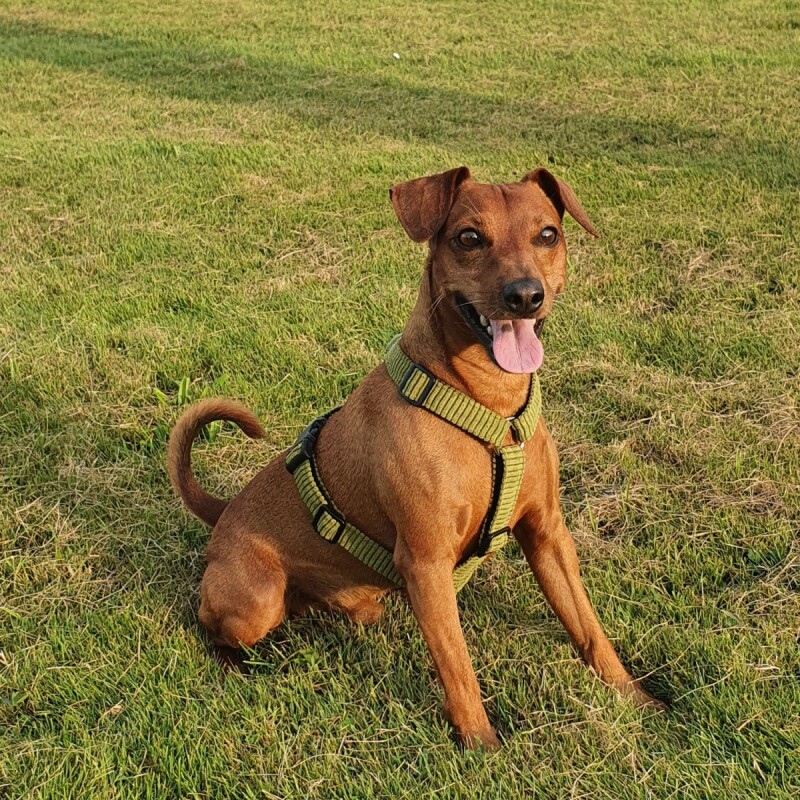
[389,167,471,243]
[524,168,600,238]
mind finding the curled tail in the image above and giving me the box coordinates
[167,398,265,527]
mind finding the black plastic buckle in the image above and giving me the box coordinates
[476,526,511,557]
[398,363,436,408]
[313,504,346,544]
[285,410,338,474]
[285,428,316,473]
[286,444,308,474]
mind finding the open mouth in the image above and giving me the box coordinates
[455,293,545,374]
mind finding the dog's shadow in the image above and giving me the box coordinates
[204,569,672,742]
[205,596,452,727]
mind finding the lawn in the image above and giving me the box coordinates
[1,0,798,797]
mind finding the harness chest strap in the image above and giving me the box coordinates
[383,335,541,448]
[285,335,542,592]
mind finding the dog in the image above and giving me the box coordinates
[168,167,664,750]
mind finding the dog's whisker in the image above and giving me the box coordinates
[427,292,447,321]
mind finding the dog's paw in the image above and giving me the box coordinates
[622,679,668,712]
[457,726,501,752]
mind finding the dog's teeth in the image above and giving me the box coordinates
[479,314,488,327]
[486,325,492,337]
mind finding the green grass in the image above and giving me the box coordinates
[1,0,798,796]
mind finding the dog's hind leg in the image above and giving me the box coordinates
[334,591,385,625]
[199,537,287,649]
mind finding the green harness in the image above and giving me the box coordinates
[285,335,542,592]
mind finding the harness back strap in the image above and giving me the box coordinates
[285,335,542,592]
[286,414,404,587]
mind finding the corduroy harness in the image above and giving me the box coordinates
[285,335,541,592]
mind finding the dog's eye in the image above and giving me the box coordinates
[456,229,483,249]
[537,227,559,247]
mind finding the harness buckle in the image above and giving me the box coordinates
[398,363,437,408]
[476,526,511,557]
[285,410,338,474]
[506,417,526,448]
[285,426,318,473]
[285,444,309,474]
[313,504,347,544]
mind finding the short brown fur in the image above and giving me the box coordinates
[168,168,664,750]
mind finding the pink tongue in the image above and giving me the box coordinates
[489,319,544,373]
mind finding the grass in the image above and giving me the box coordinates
[0,0,798,796]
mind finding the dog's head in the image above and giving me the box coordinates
[390,167,598,374]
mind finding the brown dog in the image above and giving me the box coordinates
[168,167,663,750]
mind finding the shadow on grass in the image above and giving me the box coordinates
[1,18,798,189]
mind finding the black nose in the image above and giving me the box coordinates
[502,279,545,315]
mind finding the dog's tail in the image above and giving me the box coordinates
[167,398,265,527]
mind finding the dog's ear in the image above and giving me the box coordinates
[523,168,600,238]
[389,167,471,243]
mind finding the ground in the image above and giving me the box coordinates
[1,1,798,797]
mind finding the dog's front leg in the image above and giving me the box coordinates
[395,543,500,750]
[514,508,665,709]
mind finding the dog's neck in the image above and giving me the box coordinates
[400,258,533,420]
